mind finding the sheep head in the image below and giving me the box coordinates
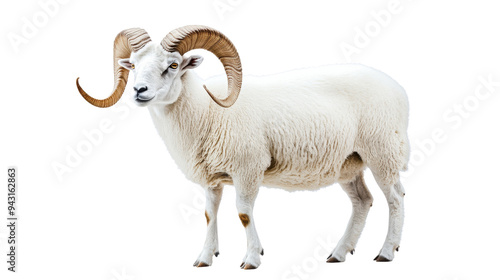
[76,25,242,108]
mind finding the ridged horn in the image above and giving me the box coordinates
[76,28,152,108]
[161,25,242,108]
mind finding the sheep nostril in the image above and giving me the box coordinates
[134,86,148,94]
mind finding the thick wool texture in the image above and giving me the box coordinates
[149,64,409,192]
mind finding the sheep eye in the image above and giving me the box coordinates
[131,64,135,69]
[170,63,178,69]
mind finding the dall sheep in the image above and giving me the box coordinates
[76,25,410,269]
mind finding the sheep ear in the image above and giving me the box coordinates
[181,55,203,70]
[118,58,133,70]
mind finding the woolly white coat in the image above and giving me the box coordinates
[149,64,409,191]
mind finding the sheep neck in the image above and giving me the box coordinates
[147,71,212,179]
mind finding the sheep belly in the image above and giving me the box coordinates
[262,149,365,191]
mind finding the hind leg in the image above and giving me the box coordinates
[327,172,373,262]
[372,172,405,262]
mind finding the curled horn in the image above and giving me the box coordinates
[161,25,242,108]
[76,28,152,108]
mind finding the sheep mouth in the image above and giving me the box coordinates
[135,97,154,103]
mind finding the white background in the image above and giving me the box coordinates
[1,0,500,279]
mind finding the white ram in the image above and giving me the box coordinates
[76,25,410,269]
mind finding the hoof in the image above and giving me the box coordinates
[193,261,210,267]
[350,249,355,255]
[260,249,264,256]
[243,263,258,270]
[214,251,219,257]
[326,256,342,263]
[373,255,392,262]
[396,246,399,252]
[240,262,245,268]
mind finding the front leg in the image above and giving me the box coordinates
[193,185,223,267]
[234,178,264,270]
